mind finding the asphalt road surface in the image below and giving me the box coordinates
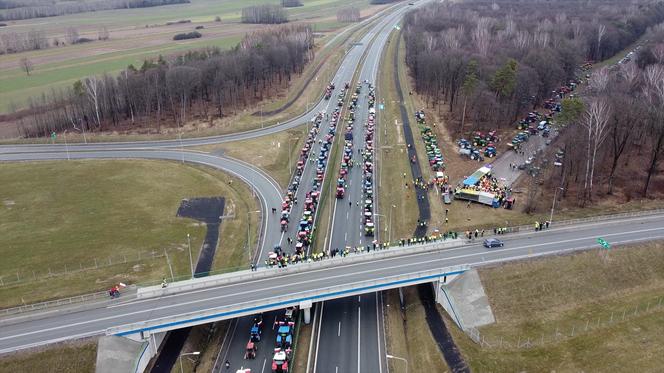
[2,214,663,354]
[312,3,419,372]
[210,3,415,372]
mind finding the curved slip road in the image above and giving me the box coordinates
[1,213,663,354]
[0,150,284,265]
[0,5,406,157]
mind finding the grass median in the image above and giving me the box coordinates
[0,159,258,308]
[376,27,418,242]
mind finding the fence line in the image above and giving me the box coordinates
[464,295,664,349]
[0,249,169,289]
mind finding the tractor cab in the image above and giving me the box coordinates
[244,341,257,359]
[272,349,290,373]
[365,222,375,237]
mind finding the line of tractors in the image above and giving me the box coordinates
[242,306,299,373]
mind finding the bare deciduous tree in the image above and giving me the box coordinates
[581,98,611,201]
[19,57,33,76]
[473,17,491,57]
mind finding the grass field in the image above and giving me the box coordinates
[377,28,418,242]
[0,339,97,373]
[0,160,258,308]
[0,0,376,114]
[384,288,450,373]
[196,127,307,189]
[446,241,664,372]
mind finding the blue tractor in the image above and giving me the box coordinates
[276,325,293,349]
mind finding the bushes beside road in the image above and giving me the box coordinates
[173,31,202,40]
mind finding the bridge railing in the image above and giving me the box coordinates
[107,264,470,337]
[4,209,662,317]
[1,290,113,317]
[136,238,467,299]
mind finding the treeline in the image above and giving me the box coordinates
[337,6,360,23]
[18,24,314,137]
[173,31,201,40]
[0,0,189,21]
[369,0,399,4]
[402,0,664,131]
[1,26,107,55]
[0,29,47,54]
[550,43,664,203]
[241,4,288,24]
[281,0,302,7]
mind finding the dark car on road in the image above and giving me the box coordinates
[483,238,504,248]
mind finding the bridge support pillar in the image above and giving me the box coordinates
[96,331,166,373]
[433,268,494,332]
[300,300,313,324]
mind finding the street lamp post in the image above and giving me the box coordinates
[549,187,564,224]
[178,351,200,373]
[178,132,185,164]
[247,210,261,261]
[288,137,300,175]
[63,130,70,161]
[187,233,194,278]
[389,204,396,243]
[386,354,408,373]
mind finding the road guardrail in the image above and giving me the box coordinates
[108,264,470,337]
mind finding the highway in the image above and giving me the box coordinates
[1,213,663,355]
[313,2,408,371]
[209,3,417,372]
[0,1,416,371]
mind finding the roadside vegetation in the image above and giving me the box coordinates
[401,0,664,212]
[196,127,307,189]
[0,0,379,117]
[0,160,258,308]
[0,339,97,373]
[18,25,315,138]
[450,241,664,372]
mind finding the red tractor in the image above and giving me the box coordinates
[272,349,290,373]
[336,186,345,198]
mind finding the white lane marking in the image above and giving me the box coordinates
[312,302,325,373]
[358,306,362,373]
[107,220,664,309]
[261,358,267,373]
[4,227,663,343]
[213,317,235,371]
[338,321,342,337]
[376,292,383,373]
[306,304,320,373]
[0,309,60,323]
[336,367,339,373]
[218,318,238,370]
[358,296,361,302]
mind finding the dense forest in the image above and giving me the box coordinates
[0,0,189,21]
[402,0,664,129]
[551,25,664,202]
[18,24,314,136]
[402,0,664,203]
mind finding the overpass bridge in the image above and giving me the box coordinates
[1,212,664,370]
